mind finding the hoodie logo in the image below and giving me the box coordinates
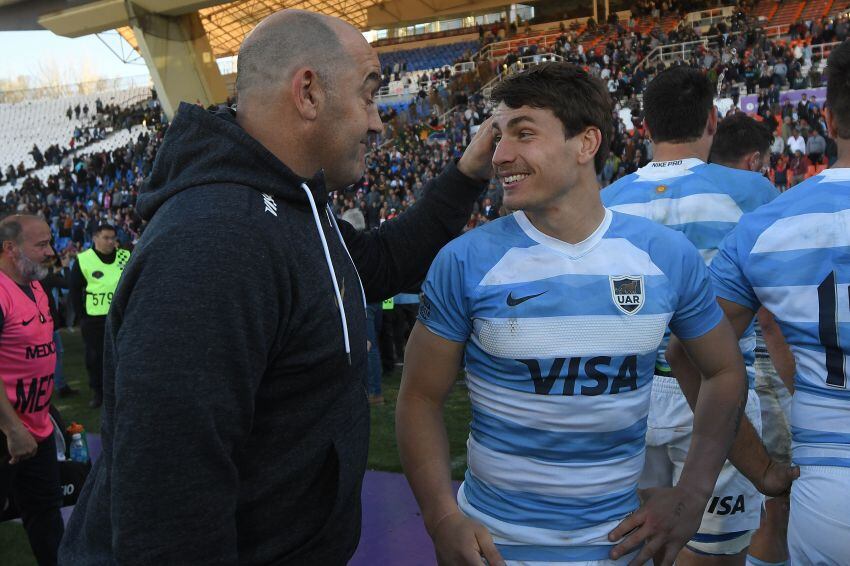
[262,194,278,217]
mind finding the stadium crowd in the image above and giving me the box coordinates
[2,3,850,564]
[8,8,833,254]
[3,6,847,264]
[1,96,163,185]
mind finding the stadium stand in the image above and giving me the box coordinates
[378,39,479,73]
[0,87,149,169]
[5,2,847,246]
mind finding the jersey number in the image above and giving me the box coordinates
[817,272,846,389]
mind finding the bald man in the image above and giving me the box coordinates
[60,10,494,565]
[0,215,64,566]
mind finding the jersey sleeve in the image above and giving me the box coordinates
[709,227,761,312]
[418,244,472,343]
[668,234,724,340]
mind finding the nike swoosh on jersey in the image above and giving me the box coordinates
[21,316,35,326]
[506,291,547,307]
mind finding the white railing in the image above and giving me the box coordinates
[474,30,570,61]
[453,61,477,74]
[375,77,452,101]
[762,24,786,38]
[637,21,789,70]
[375,61,481,102]
[812,40,842,59]
[638,37,713,69]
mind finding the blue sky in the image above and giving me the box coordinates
[0,30,149,85]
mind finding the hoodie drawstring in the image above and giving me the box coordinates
[301,183,358,364]
[325,204,367,313]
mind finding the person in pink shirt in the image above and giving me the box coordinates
[0,214,64,566]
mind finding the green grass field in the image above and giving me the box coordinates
[0,330,472,565]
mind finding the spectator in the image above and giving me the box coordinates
[770,132,785,156]
[0,215,65,566]
[789,149,810,185]
[787,128,806,154]
[807,128,827,163]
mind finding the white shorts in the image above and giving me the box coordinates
[640,376,764,555]
[787,465,850,565]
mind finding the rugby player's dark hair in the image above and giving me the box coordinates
[490,62,613,173]
[709,113,773,165]
[643,66,714,144]
[826,40,850,139]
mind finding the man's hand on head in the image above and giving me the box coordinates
[457,117,496,181]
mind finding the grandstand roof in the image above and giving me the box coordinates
[114,0,383,59]
[30,0,506,58]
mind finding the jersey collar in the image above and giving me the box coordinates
[513,208,612,259]
[635,158,705,180]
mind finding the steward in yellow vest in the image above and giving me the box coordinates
[68,225,130,408]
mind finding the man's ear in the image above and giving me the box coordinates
[748,151,763,172]
[291,67,324,121]
[576,127,603,168]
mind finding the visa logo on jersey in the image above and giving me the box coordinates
[519,356,639,396]
[707,495,746,515]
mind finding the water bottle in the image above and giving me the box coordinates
[70,433,89,463]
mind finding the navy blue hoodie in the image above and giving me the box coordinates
[60,103,484,565]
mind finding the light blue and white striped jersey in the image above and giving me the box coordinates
[710,168,850,469]
[601,158,779,386]
[420,209,723,562]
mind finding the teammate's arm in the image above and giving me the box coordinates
[757,307,795,393]
[397,322,505,566]
[666,298,798,496]
[610,316,747,565]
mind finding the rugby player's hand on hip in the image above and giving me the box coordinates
[6,424,37,464]
[607,485,707,565]
[432,510,505,566]
[457,117,496,182]
[756,459,799,497]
